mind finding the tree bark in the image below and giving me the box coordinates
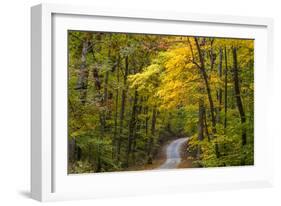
[126,90,138,166]
[224,47,228,130]
[194,37,216,134]
[113,57,120,158]
[76,38,90,104]
[197,99,205,159]
[147,106,157,163]
[209,38,216,71]
[89,33,106,171]
[216,48,223,123]
[232,47,246,145]
[117,56,129,160]
[203,106,210,141]
[198,99,205,141]
[102,47,112,133]
[72,35,90,163]
[91,50,105,138]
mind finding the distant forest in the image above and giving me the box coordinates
[67,31,254,173]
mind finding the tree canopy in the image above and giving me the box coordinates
[68,31,254,173]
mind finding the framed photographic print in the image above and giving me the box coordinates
[31,3,274,201]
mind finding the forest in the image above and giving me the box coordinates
[67,31,254,173]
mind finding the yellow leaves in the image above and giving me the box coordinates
[157,83,181,109]
[164,46,200,83]
[127,37,254,115]
[156,46,202,108]
[146,45,201,110]
[209,71,224,90]
[212,38,254,52]
[164,47,195,74]
[128,64,161,92]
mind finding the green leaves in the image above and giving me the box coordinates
[68,31,254,173]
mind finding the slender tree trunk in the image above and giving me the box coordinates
[144,103,149,137]
[194,37,216,134]
[198,99,205,141]
[103,64,109,106]
[232,47,246,145]
[91,53,105,137]
[100,49,111,136]
[203,107,210,141]
[194,38,221,159]
[132,96,143,164]
[151,107,157,140]
[76,146,82,161]
[90,34,106,171]
[224,47,228,130]
[209,39,215,71]
[72,35,90,162]
[143,97,149,137]
[197,99,205,159]
[76,38,90,103]
[117,56,129,160]
[104,69,109,106]
[113,57,120,158]
[216,48,223,123]
[147,106,157,164]
[126,90,138,166]
[145,109,149,136]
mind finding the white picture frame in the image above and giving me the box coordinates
[31,3,274,202]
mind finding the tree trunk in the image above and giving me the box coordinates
[89,34,106,170]
[126,90,138,166]
[91,51,105,138]
[68,138,76,162]
[197,99,205,159]
[147,106,157,163]
[72,36,90,163]
[198,99,205,141]
[209,38,215,71]
[216,48,223,123]
[203,106,210,141]
[113,57,120,158]
[224,47,228,130]
[232,47,246,145]
[144,97,149,137]
[132,96,143,164]
[76,38,90,104]
[117,56,129,160]
[194,37,216,134]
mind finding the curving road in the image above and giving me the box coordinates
[158,137,188,169]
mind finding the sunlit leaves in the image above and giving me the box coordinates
[68,31,254,173]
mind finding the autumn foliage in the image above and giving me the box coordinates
[68,31,254,173]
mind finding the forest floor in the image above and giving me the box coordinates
[127,143,168,171]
